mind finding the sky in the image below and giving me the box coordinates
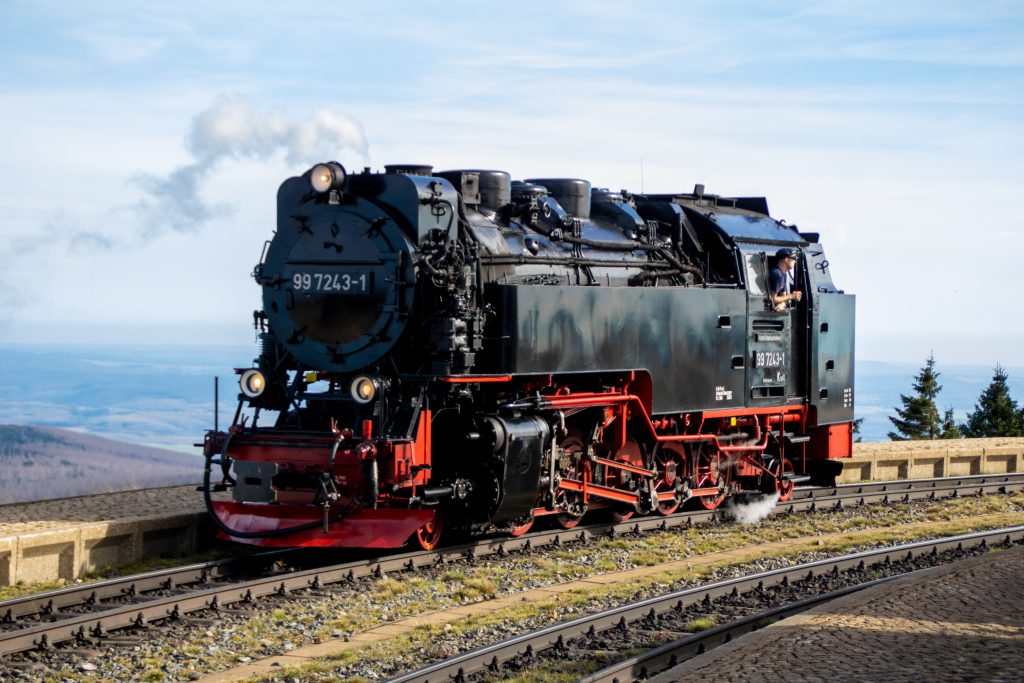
[1,0,1022,366]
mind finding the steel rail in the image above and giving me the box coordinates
[385,527,1024,683]
[581,573,905,683]
[774,473,1024,516]
[791,472,1024,501]
[1,474,1020,658]
[0,557,242,624]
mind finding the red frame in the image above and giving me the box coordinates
[213,374,852,547]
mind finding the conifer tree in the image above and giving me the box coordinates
[940,408,961,439]
[888,355,942,440]
[960,365,1024,437]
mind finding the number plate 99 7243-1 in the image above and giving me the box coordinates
[291,271,369,293]
[754,351,785,368]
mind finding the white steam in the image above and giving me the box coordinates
[725,492,780,525]
[186,95,368,166]
[133,93,369,233]
[0,95,368,318]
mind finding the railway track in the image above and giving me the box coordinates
[0,472,1020,667]
[387,526,1024,683]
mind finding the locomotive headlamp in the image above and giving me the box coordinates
[350,376,377,404]
[240,369,267,398]
[310,162,347,193]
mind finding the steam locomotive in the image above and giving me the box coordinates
[201,162,855,550]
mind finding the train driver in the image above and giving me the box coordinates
[770,248,803,311]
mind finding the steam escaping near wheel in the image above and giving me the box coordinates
[725,492,780,525]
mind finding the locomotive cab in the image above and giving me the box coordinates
[741,246,805,402]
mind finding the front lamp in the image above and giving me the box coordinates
[310,161,347,193]
[350,376,377,404]
[240,369,267,398]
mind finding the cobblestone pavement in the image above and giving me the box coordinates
[0,486,203,535]
[654,545,1024,682]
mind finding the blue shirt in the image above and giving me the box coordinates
[769,266,789,295]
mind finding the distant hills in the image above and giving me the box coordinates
[0,343,253,452]
[0,343,1022,450]
[0,425,200,505]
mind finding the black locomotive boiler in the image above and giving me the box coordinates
[201,162,855,550]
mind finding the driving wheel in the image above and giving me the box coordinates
[694,446,728,510]
[652,443,685,516]
[414,514,443,550]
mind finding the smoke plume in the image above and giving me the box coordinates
[725,492,780,525]
[132,93,370,234]
[0,96,368,317]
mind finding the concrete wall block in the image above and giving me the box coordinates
[982,446,1021,473]
[80,522,137,574]
[1,515,206,587]
[142,526,191,558]
[949,454,982,476]
[17,528,80,584]
[981,445,1024,457]
[876,459,908,481]
[982,454,1018,474]
[135,515,196,558]
[910,455,946,479]
[0,536,15,586]
[839,459,873,483]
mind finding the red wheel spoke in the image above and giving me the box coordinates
[556,512,583,529]
[611,508,635,522]
[509,517,534,536]
[415,514,443,550]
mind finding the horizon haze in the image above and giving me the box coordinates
[1,344,1021,449]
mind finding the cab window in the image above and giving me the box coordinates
[743,251,767,297]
